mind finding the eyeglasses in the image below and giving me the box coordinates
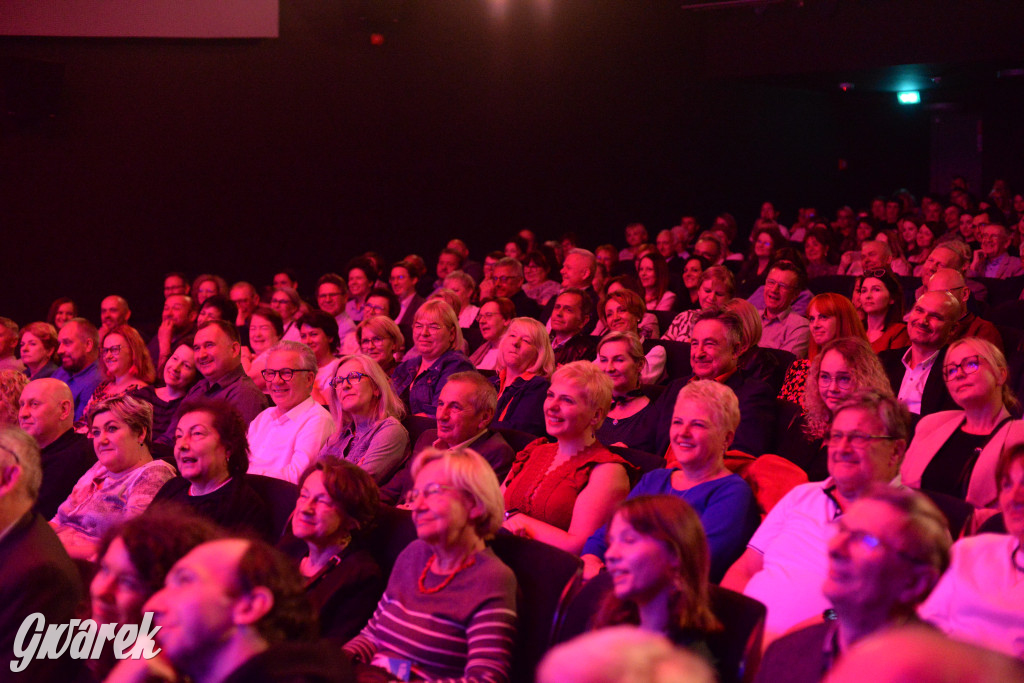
[261,368,314,382]
[818,372,853,390]
[493,275,519,284]
[318,292,342,300]
[864,268,889,279]
[413,322,443,334]
[825,430,898,449]
[832,519,926,564]
[360,336,387,348]
[101,345,123,357]
[765,278,797,292]
[943,355,983,381]
[329,371,367,388]
[478,312,503,320]
[401,482,459,506]
[271,298,292,307]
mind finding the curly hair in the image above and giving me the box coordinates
[0,370,28,427]
[803,337,892,439]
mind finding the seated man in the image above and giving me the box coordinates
[18,378,96,519]
[756,486,951,682]
[52,317,102,423]
[316,273,356,338]
[247,341,335,483]
[925,268,1002,349]
[390,260,427,326]
[99,294,132,338]
[968,222,1024,279]
[229,280,261,348]
[381,371,514,504]
[541,249,599,327]
[550,289,598,365]
[652,310,775,456]
[914,240,987,306]
[157,320,269,445]
[840,239,901,276]
[757,260,810,359]
[148,293,198,374]
[434,248,464,292]
[115,538,352,683]
[878,291,960,417]
[721,391,910,644]
[492,257,541,319]
[0,426,85,681]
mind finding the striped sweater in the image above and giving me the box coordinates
[345,540,517,683]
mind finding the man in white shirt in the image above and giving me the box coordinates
[247,341,334,483]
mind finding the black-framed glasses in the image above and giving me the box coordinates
[360,336,386,348]
[413,322,443,334]
[329,371,367,388]
[818,372,853,390]
[863,268,889,279]
[401,482,459,506]
[765,277,797,292]
[825,430,898,449]
[101,345,123,357]
[261,368,314,382]
[943,355,983,381]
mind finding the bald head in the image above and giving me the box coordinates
[100,295,131,330]
[18,378,74,448]
[926,268,969,307]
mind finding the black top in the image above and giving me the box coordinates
[129,385,186,439]
[302,544,385,644]
[37,428,97,520]
[921,422,1006,499]
[597,400,660,455]
[220,641,354,683]
[151,476,275,542]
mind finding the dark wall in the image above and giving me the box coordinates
[0,0,1019,325]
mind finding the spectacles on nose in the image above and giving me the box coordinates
[401,482,459,506]
[825,430,897,449]
[817,372,853,390]
[360,336,386,348]
[831,519,925,564]
[101,345,122,357]
[413,323,443,334]
[943,355,982,381]
[765,278,796,292]
[493,275,518,284]
[329,371,367,388]
[261,368,314,382]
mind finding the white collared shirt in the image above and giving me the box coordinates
[898,347,940,415]
[247,396,336,483]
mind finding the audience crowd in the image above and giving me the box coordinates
[4,181,1024,681]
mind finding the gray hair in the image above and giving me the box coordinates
[494,257,524,279]
[268,340,317,373]
[445,371,498,418]
[0,426,42,502]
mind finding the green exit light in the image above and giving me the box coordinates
[897,91,921,105]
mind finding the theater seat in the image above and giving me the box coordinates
[492,426,548,453]
[724,451,808,518]
[245,474,300,542]
[607,444,664,482]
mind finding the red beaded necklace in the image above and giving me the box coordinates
[418,552,477,594]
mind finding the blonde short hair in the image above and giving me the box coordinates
[552,361,613,424]
[411,447,505,540]
[675,380,740,435]
[414,299,464,353]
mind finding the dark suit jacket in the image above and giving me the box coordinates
[539,286,600,334]
[553,332,599,366]
[395,293,427,327]
[878,345,957,418]
[304,545,384,644]
[37,429,97,520]
[509,289,542,320]
[0,511,86,682]
[653,370,777,457]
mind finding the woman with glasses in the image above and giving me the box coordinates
[345,447,516,682]
[269,286,303,343]
[299,310,341,405]
[79,324,156,428]
[469,297,514,371]
[390,300,475,416]
[858,268,909,354]
[320,354,409,485]
[779,337,892,480]
[356,315,404,376]
[522,250,561,307]
[289,457,384,644]
[151,398,273,539]
[902,337,1024,507]
[662,265,734,344]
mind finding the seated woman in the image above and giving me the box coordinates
[599,289,665,384]
[191,273,229,304]
[584,381,758,583]
[595,331,660,455]
[390,300,475,416]
[593,276,660,340]
[320,354,409,485]
[522,250,561,306]
[356,314,404,376]
[244,305,283,393]
[679,255,710,310]
[270,286,304,342]
[777,336,892,481]
[470,297,514,371]
[778,293,866,405]
[638,251,677,312]
[299,310,341,404]
[18,321,60,380]
[47,297,77,331]
[290,457,384,644]
[79,324,156,426]
[662,265,733,343]
[152,398,273,539]
[502,361,633,554]
[919,443,1024,657]
[491,317,554,436]
[591,495,723,671]
[129,341,200,437]
[803,226,838,279]
[859,269,909,354]
[902,337,1024,508]
[345,447,517,682]
[89,508,221,679]
[912,222,938,275]
[735,225,784,298]
[52,395,176,560]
